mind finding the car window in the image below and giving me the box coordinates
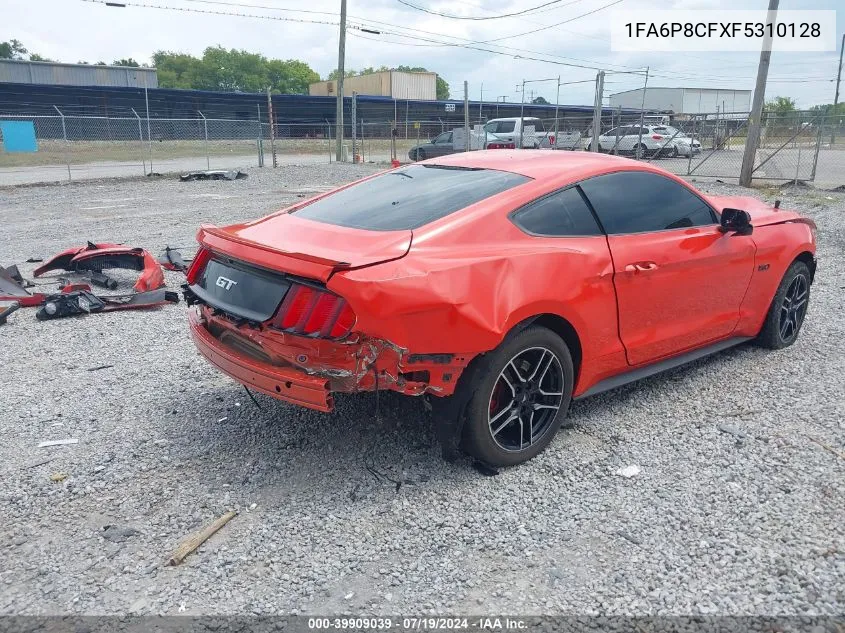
[295,164,531,231]
[526,119,545,132]
[511,187,602,237]
[578,171,716,234]
[496,121,516,133]
[603,128,618,138]
[433,132,452,144]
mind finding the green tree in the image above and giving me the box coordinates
[532,96,549,105]
[113,58,141,67]
[808,102,845,117]
[153,51,200,89]
[153,48,319,94]
[266,59,320,94]
[765,96,797,114]
[0,39,28,59]
[327,68,359,80]
[28,53,56,62]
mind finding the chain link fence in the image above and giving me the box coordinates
[1,108,843,188]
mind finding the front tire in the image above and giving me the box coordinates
[755,261,811,349]
[460,326,574,467]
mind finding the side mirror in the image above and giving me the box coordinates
[719,208,753,235]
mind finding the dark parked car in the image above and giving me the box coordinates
[408,131,506,160]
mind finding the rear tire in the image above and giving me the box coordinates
[459,326,574,467]
[415,149,426,161]
[634,143,648,158]
[755,261,811,350]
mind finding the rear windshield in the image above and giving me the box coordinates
[294,164,531,231]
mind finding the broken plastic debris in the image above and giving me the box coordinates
[615,465,641,478]
[38,438,79,448]
[50,472,68,482]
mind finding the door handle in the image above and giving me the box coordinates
[624,261,659,272]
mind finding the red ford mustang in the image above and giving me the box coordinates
[185,151,816,467]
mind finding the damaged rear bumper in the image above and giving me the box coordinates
[189,306,471,412]
[189,309,334,411]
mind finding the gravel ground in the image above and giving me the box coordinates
[0,165,843,617]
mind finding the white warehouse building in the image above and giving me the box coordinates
[609,87,752,115]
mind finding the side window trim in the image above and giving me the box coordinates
[577,169,718,235]
[508,184,605,238]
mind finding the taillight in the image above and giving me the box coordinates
[548,135,555,144]
[652,134,663,140]
[186,247,212,284]
[272,283,356,339]
[488,142,515,150]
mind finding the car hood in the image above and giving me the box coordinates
[706,194,813,228]
[197,215,412,283]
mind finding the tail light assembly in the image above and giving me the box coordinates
[186,247,212,284]
[652,134,663,140]
[548,135,555,145]
[271,283,356,340]
[487,142,516,150]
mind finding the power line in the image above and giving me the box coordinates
[393,0,588,21]
[169,0,337,18]
[83,0,834,87]
[80,0,339,26]
[471,0,626,44]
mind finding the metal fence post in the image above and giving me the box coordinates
[687,115,697,175]
[351,91,357,163]
[809,123,823,182]
[53,105,71,181]
[267,88,277,168]
[198,110,210,170]
[256,103,264,167]
[131,108,147,175]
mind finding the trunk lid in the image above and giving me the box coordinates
[197,215,413,283]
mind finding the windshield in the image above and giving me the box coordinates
[295,164,531,231]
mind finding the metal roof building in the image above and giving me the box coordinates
[609,87,752,115]
[310,71,437,100]
[0,59,158,89]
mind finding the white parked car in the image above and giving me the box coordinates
[659,126,702,157]
[483,117,550,148]
[584,124,699,158]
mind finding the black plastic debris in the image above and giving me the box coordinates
[179,170,248,182]
[158,247,189,272]
[0,301,20,325]
[4,265,33,288]
[36,289,179,321]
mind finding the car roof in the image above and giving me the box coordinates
[424,149,669,182]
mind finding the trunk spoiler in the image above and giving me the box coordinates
[198,224,353,283]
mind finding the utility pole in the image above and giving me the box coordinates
[518,79,526,149]
[464,80,470,152]
[553,76,560,150]
[831,32,844,145]
[635,67,649,159]
[590,71,605,152]
[335,0,347,162]
[479,83,483,122]
[740,0,779,187]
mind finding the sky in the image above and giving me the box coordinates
[5,0,843,109]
